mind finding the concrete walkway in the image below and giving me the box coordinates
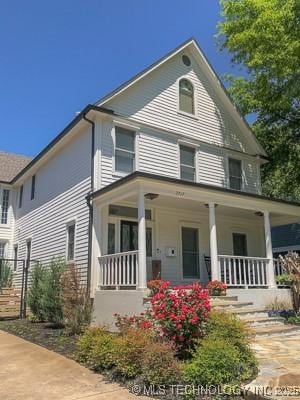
[247,333,300,398]
[0,331,146,400]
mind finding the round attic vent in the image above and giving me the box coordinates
[182,54,191,66]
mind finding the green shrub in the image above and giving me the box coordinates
[27,263,46,321]
[77,327,105,363]
[0,261,12,289]
[141,341,182,385]
[88,332,117,371]
[183,337,244,386]
[183,311,257,387]
[61,265,93,335]
[206,310,257,371]
[114,328,153,378]
[40,258,65,325]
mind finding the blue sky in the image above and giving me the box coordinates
[0,0,238,157]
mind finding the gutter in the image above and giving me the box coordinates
[83,113,95,293]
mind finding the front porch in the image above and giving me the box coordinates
[90,172,300,297]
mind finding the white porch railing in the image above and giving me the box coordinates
[274,258,285,277]
[218,255,269,287]
[98,250,139,289]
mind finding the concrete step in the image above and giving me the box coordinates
[230,307,270,319]
[213,301,253,309]
[210,295,238,302]
[253,324,300,337]
[245,316,285,327]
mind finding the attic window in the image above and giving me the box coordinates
[179,78,194,115]
[182,55,191,66]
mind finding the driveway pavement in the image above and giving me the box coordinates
[0,330,145,400]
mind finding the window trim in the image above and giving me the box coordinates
[66,220,76,263]
[227,156,244,191]
[177,77,198,119]
[112,123,139,176]
[179,143,197,182]
[1,188,10,225]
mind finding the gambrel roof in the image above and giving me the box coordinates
[96,38,267,157]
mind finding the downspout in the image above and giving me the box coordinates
[83,114,95,293]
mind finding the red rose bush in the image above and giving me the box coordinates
[114,281,211,356]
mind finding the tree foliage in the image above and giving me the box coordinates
[218,0,300,200]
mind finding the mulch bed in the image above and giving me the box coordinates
[0,319,77,360]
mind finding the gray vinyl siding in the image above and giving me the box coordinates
[139,132,178,178]
[13,127,91,287]
[101,49,261,192]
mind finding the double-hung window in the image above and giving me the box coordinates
[1,189,9,224]
[229,158,243,191]
[67,223,75,262]
[115,127,135,173]
[180,145,196,182]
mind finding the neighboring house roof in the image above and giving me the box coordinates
[272,223,300,248]
[0,151,32,183]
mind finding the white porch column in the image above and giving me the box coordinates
[209,202,219,281]
[264,210,276,288]
[91,204,103,296]
[138,190,147,290]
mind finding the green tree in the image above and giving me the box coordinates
[218,0,300,200]
[27,262,46,321]
[41,258,65,325]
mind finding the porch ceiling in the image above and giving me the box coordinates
[90,172,300,226]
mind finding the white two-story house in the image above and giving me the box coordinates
[0,39,299,323]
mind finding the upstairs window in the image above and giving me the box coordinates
[67,223,75,261]
[115,127,135,173]
[179,78,194,115]
[180,145,196,182]
[229,158,243,191]
[1,189,9,224]
[18,185,23,208]
[31,175,36,200]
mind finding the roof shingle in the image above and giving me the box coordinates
[0,151,32,183]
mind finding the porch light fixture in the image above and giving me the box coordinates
[254,211,264,217]
[145,193,159,200]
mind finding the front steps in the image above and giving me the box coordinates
[0,287,21,319]
[212,296,300,338]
